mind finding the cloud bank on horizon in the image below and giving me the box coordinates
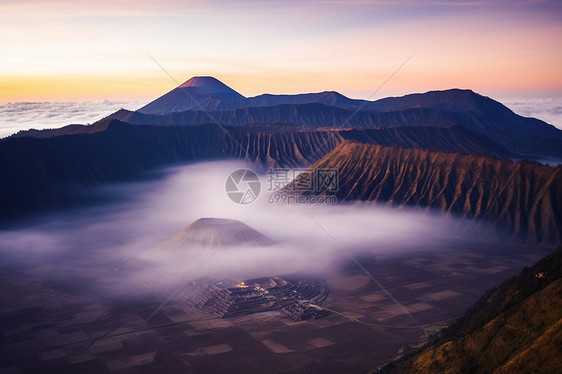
[503,98,562,130]
[0,101,145,138]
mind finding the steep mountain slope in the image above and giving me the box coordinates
[111,104,466,129]
[131,78,562,153]
[364,89,562,155]
[132,99,562,158]
[138,76,245,114]
[366,88,510,112]
[340,126,513,159]
[382,246,562,374]
[8,113,514,158]
[292,141,562,244]
[0,121,341,222]
[1,121,523,223]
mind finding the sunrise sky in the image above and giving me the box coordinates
[1,0,561,103]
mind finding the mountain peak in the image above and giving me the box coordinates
[178,76,241,95]
[138,76,244,115]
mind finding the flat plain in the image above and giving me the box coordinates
[0,241,551,374]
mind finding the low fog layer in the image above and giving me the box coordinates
[502,97,562,130]
[0,161,459,300]
[0,101,145,138]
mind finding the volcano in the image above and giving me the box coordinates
[138,76,245,114]
[163,217,272,249]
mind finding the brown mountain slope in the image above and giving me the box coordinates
[395,280,562,374]
[292,141,562,244]
[378,247,562,374]
[0,122,550,224]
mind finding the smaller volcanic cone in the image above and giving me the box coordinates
[164,217,272,249]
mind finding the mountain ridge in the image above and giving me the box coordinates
[11,86,561,158]
[3,78,562,225]
[9,77,562,159]
[0,122,519,223]
[291,141,562,244]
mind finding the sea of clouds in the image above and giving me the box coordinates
[502,97,562,130]
[0,161,457,301]
[0,100,146,138]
